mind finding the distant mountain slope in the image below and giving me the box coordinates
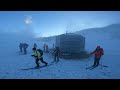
[40,24,120,41]
[75,23,120,39]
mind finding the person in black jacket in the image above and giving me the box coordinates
[19,43,23,52]
[23,43,29,54]
[52,47,60,63]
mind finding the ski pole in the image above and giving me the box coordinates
[100,57,102,69]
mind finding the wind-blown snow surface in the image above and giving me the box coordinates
[0,26,120,79]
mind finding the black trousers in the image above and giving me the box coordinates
[19,47,22,52]
[54,54,59,63]
[35,57,47,67]
[93,57,101,67]
[23,48,27,54]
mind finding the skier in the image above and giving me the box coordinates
[43,43,46,52]
[19,43,23,52]
[31,48,48,68]
[52,47,60,63]
[90,46,104,68]
[53,43,55,49]
[46,44,49,53]
[33,43,37,48]
[23,43,29,54]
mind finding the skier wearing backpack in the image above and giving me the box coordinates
[31,48,48,68]
[90,46,104,68]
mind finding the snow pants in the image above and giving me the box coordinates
[35,57,47,67]
[93,57,101,66]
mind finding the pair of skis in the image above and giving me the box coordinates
[50,60,59,64]
[17,52,29,55]
[20,63,53,70]
[86,65,108,70]
[19,61,57,70]
[86,66,97,70]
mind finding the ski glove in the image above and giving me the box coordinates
[31,55,35,57]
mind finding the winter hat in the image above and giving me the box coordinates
[97,46,100,48]
[32,48,36,50]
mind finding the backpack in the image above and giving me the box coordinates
[100,48,104,55]
[37,49,43,56]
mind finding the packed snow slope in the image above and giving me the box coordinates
[0,24,120,79]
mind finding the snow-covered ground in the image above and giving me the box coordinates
[0,27,120,79]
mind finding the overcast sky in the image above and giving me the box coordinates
[0,11,120,37]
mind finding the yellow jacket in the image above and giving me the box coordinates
[34,50,41,59]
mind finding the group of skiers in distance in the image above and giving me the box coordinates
[19,43,29,54]
[19,42,60,68]
[19,42,104,69]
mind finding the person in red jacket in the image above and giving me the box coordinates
[90,46,104,67]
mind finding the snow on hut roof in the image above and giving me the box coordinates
[59,33,85,38]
